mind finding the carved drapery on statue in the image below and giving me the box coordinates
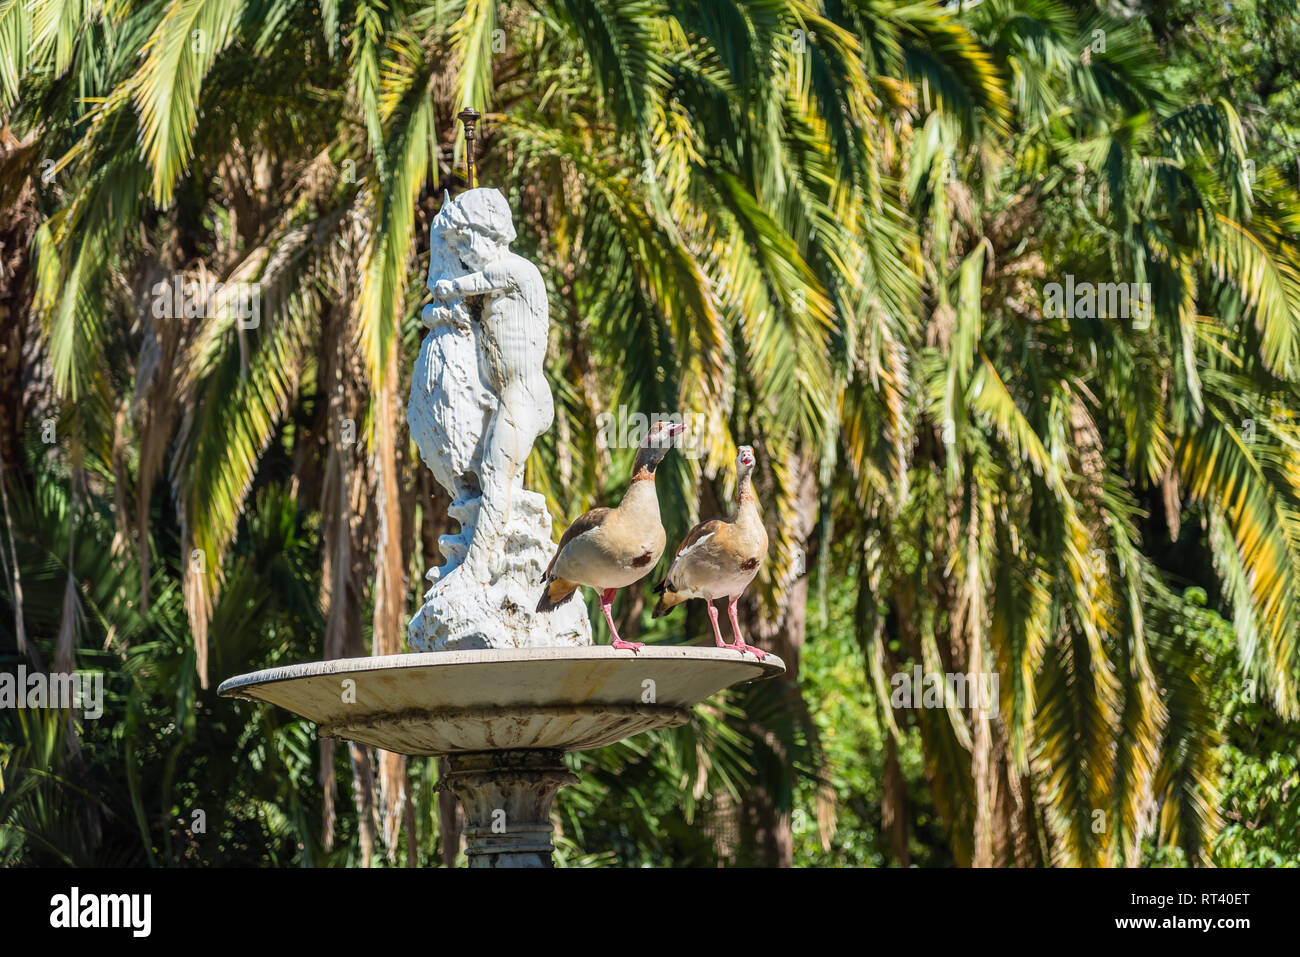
[406,188,591,651]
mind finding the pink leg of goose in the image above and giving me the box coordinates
[706,601,729,649]
[727,597,767,659]
[602,587,643,652]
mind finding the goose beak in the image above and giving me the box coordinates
[669,423,686,438]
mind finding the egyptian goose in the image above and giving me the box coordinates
[537,420,685,651]
[652,446,769,658]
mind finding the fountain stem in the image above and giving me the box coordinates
[440,749,578,867]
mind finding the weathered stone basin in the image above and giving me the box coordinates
[219,645,785,866]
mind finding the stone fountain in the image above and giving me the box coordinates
[218,115,784,867]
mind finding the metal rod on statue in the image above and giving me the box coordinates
[458,107,481,188]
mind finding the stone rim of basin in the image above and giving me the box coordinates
[217,645,785,756]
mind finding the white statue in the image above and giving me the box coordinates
[407,188,592,651]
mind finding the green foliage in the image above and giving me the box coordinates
[793,569,950,867]
[0,450,338,866]
[1195,590,1300,867]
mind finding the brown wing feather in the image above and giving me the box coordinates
[656,519,727,592]
[674,519,725,556]
[543,507,613,581]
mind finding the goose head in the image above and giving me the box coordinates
[633,420,686,474]
[737,444,756,477]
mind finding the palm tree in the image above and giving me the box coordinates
[844,0,1300,865]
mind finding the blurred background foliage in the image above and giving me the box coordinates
[3,0,1300,867]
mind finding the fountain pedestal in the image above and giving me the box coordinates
[442,750,576,867]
